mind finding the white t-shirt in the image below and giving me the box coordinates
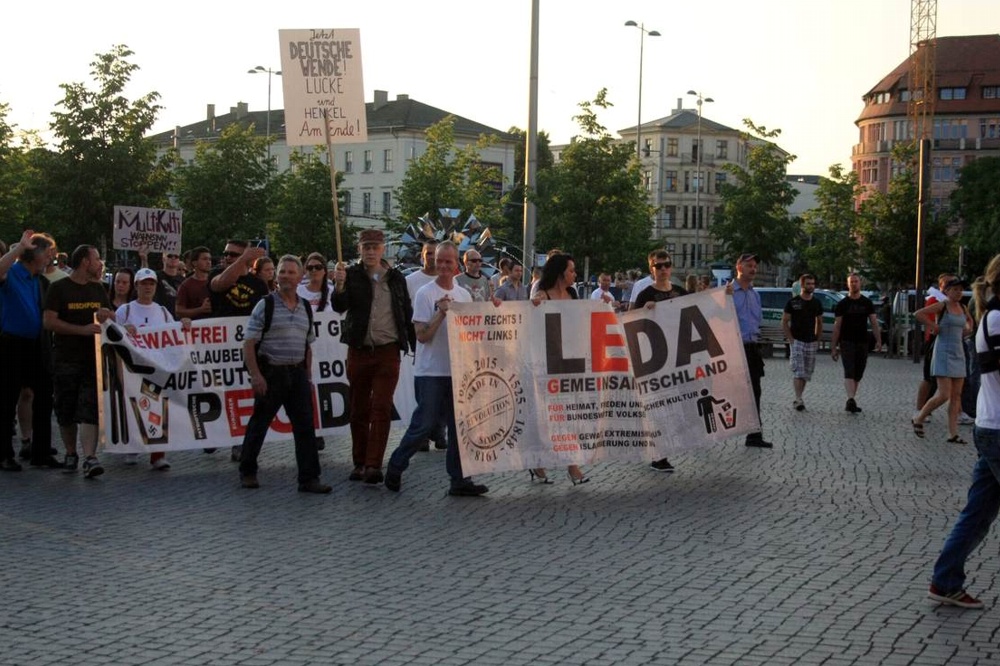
[591,287,614,303]
[297,281,334,311]
[406,270,436,302]
[116,300,174,327]
[412,280,471,377]
[977,309,1000,430]
[629,275,653,306]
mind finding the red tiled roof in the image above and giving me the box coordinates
[856,34,1000,123]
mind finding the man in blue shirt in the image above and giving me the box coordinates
[0,230,61,470]
[731,253,772,449]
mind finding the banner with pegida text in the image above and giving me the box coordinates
[97,311,415,454]
[447,290,759,475]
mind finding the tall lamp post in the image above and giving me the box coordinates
[248,65,282,164]
[687,90,713,270]
[625,21,660,161]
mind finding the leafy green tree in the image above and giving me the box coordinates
[712,120,798,266]
[268,150,357,259]
[172,123,275,251]
[0,102,35,241]
[46,45,170,250]
[799,165,861,287]
[534,89,654,274]
[951,156,1000,277]
[856,146,954,287]
[394,116,506,231]
[498,126,555,249]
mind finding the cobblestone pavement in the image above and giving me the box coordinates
[2,353,999,665]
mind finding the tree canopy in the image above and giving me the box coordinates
[951,156,1000,278]
[799,165,860,288]
[712,120,798,266]
[534,89,654,274]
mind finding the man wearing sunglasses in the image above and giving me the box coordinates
[154,250,186,316]
[208,240,268,462]
[208,240,268,318]
[456,249,492,302]
[634,250,687,472]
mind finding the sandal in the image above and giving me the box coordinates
[911,420,925,439]
[947,435,969,445]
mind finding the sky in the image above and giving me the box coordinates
[3,0,999,176]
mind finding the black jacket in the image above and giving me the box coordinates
[331,262,416,354]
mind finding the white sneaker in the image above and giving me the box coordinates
[151,457,171,471]
[123,453,138,465]
[959,412,975,425]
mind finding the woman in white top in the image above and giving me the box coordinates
[115,268,192,470]
[296,252,334,312]
[928,253,1000,610]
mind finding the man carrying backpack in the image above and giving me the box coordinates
[238,255,330,494]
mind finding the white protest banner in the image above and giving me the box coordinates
[112,206,182,253]
[447,291,758,475]
[618,288,759,446]
[278,28,367,146]
[97,311,416,453]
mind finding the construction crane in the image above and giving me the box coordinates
[909,0,937,362]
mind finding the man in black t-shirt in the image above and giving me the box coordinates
[209,240,267,461]
[43,245,115,478]
[208,240,268,317]
[634,250,687,473]
[781,274,824,412]
[832,273,882,413]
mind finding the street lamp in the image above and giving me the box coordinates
[625,21,660,161]
[248,65,282,164]
[687,90,713,270]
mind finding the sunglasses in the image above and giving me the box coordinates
[306,264,325,271]
[165,254,180,259]
[222,251,242,258]
[651,261,672,270]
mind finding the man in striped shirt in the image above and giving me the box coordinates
[238,255,331,494]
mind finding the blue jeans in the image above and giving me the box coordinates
[388,376,464,482]
[239,365,321,483]
[931,426,1000,593]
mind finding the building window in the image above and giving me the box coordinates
[900,89,911,102]
[382,192,391,215]
[932,157,962,182]
[363,150,373,172]
[861,159,878,185]
[343,191,352,215]
[981,117,1000,138]
[939,87,967,100]
[715,172,727,191]
[682,206,689,229]
[344,151,353,173]
[664,170,677,192]
[362,192,372,215]
[716,140,727,159]
[383,149,393,172]
[893,120,910,141]
[933,119,967,140]
[984,86,999,99]
[643,170,652,191]
[667,138,678,157]
[662,205,676,229]
[693,171,704,193]
[866,123,885,142]
[408,145,417,160]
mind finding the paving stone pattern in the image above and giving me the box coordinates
[2,354,999,665]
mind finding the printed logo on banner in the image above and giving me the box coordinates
[455,356,526,463]
[696,388,738,434]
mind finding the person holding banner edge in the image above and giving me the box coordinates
[531,252,590,485]
[728,252,773,449]
[383,241,489,497]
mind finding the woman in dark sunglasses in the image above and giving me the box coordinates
[297,252,332,311]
